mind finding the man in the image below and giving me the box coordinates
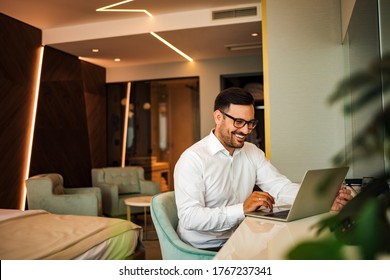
[174,87,351,251]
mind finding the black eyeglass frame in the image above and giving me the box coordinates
[219,110,258,129]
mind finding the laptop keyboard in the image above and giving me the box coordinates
[265,209,290,218]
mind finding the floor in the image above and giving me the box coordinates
[131,213,162,260]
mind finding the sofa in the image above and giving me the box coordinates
[91,166,160,217]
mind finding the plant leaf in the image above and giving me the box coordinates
[286,237,344,260]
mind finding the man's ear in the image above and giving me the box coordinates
[213,110,223,125]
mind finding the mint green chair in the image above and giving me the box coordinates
[150,191,216,260]
[91,166,160,217]
[26,173,102,216]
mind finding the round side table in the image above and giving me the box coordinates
[124,196,152,238]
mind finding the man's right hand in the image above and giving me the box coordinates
[243,191,275,213]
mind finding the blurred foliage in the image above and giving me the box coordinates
[287,54,390,259]
[287,237,344,260]
[329,53,390,167]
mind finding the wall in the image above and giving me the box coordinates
[107,55,262,138]
[0,13,41,209]
[30,47,107,188]
[0,13,107,209]
[263,0,346,182]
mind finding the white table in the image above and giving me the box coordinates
[214,214,333,260]
[124,196,152,238]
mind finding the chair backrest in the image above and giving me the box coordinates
[26,174,65,209]
[150,191,216,260]
[91,166,144,194]
[26,173,100,216]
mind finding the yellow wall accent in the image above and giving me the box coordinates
[261,0,271,160]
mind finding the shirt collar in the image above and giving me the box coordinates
[208,129,241,156]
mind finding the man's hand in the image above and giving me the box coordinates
[331,186,353,211]
[243,191,275,213]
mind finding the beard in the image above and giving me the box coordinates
[219,128,247,150]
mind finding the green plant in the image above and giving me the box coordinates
[287,54,390,260]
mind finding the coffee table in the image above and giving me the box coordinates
[124,196,152,238]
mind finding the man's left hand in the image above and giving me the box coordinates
[331,186,353,211]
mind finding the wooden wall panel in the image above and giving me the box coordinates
[0,15,106,209]
[29,47,106,187]
[81,61,107,168]
[0,13,42,209]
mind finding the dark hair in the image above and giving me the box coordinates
[214,87,255,112]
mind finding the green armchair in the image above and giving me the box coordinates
[91,166,160,217]
[150,191,216,260]
[26,173,102,216]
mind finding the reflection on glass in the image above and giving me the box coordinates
[159,103,167,151]
[127,103,134,149]
[121,82,131,167]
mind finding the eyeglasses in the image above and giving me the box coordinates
[220,110,258,129]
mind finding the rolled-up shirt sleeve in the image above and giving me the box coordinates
[253,150,300,205]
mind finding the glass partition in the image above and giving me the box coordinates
[342,0,387,177]
[107,77,200,190]
[379,0,390,171]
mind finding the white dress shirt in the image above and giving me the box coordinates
[174,130,299,249]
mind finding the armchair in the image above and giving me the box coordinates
[151,191,216,260]
[26,173,102,216]
[91,166,160,217]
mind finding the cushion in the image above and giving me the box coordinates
[103,168,140,194]
[53,184,65,195]
[49,174,65,195]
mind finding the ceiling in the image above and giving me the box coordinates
[0,0,262,68]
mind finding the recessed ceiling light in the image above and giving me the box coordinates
[251,32,259,37]
[92,48,99,53]
[114,58,121,62]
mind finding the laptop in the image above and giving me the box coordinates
[245,166,349,222]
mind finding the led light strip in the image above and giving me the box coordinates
[96,2,192,62]
[96,0,153,17]
[23,45,44,210]
[150,32,193,62]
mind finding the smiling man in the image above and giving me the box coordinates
[174,87,351,251]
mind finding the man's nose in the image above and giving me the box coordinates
[240,123,252,134]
